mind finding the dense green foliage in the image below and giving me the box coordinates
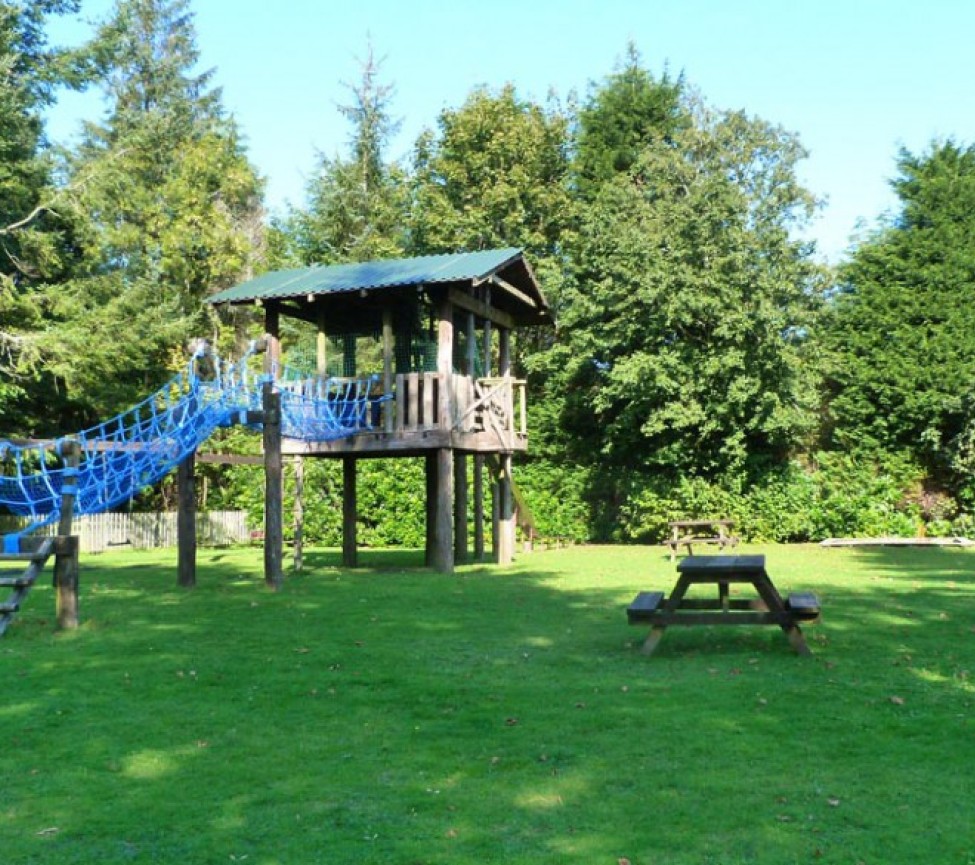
[3,5,975,541]
[825,141,975,495]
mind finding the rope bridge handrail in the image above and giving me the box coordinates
[1,344,384,550]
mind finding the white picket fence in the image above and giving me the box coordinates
[0,511,250,554]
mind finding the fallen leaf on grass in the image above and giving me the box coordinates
[890,695,905,705]
[505,717,519,726]
[36,827,59,836]
[827,797,841,807]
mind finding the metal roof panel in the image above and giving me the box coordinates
[208,248,525,305]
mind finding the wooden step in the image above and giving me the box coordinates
[0,551,49,564]
[0,576,35,588]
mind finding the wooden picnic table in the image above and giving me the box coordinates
[666,519,739,561]
[626,554,819,656]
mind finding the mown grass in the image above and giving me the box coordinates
[2,543,974,864]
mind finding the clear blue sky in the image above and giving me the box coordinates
[46,0,975,263]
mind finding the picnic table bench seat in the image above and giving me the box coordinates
[666,519,739,560]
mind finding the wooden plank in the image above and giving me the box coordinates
[431,448,454,573]
[447,287,516,331]
[407,373,419,430]
[422,372,437,428]
[196,452,263,466]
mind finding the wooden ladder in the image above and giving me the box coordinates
[0,537,55,638]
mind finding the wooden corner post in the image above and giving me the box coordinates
[177,450,196,587]
[431,292,455,572]
[342,456,357,568]
[263,304,284,590]
[53,442,81,630]
[497,327,516,565]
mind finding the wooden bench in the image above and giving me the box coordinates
[666,519,739,561]
[786,592,821,621]
[626,591,665,624]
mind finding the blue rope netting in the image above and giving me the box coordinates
[0,344,389,552]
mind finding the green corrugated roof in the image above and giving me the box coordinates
[207,247,526,305]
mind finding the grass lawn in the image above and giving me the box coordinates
[2,542,974,864]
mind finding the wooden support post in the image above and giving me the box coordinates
[498,453,515,566]
[436,293,453,429]
[383,308,394,433]
[497,328,516,563]
[425,453,436,567]
[473,455,485,561]
[316,307,328,380]
[263,381,283,590]
[54,443,80,630]
[483,287,493,376]
[293,456,304,572]
[454,452,468,563]
[265,304,281,376]
[466,311,476,375]
[431,447,454,572]
[491,473,501,564]
[177,451,196,588]
[342,456,358,568]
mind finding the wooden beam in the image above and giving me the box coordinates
[196,453,263,465]
[177,451,196,588]
[490,274,537,309]
[447,287,516,331]
[276,302,319,325]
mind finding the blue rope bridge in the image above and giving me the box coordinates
[0,344,387,552]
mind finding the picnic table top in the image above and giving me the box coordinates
[676,554,765,574]
[668,518,735,528]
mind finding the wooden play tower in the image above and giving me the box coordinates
[206,247,551,576]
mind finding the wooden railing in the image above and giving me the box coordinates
[298,372,528,447]
[450,375,527,448]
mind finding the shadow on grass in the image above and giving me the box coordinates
[3,544,975,864]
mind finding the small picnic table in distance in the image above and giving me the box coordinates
[627,555,820,656]
[666,519,739,561]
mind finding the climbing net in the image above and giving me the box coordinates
[0,343,386,549]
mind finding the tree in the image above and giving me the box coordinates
[410,83,572,262]
[825,140,975,486]
[287,44,407,266]
[0,0,89,433]
[573,42,687,201]
[42,0,264,418]
[554,105,826,480]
